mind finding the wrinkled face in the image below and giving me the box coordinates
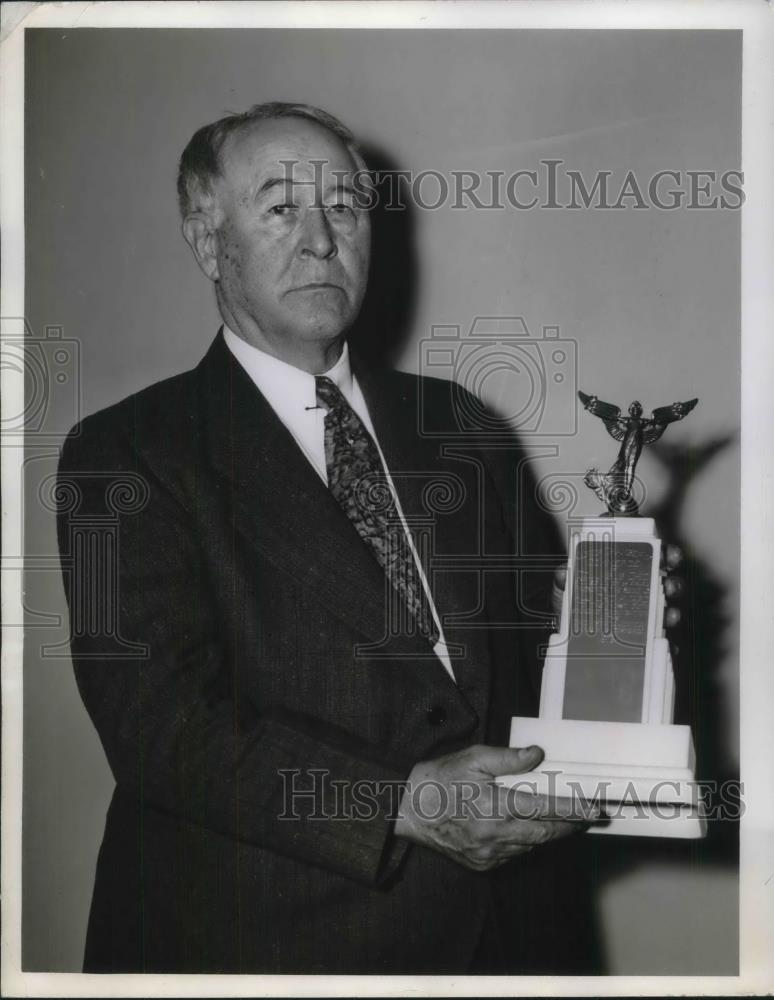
[211,117,370,353]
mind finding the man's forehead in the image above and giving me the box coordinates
[220,117,358,186]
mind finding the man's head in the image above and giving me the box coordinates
[179,103,371,371]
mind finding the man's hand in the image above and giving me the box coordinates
[551,542,684,628]
[394,744,599,872]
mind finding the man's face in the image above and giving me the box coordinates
[210,117,371,359]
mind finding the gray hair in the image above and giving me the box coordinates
[176,101,366,218]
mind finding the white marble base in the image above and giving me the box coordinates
[510,514,706,838]
[502,716,706,839]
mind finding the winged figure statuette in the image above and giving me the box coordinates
[578,390,698,515]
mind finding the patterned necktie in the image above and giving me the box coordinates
[315,375,439,646]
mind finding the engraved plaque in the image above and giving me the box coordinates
[562,541,653,722]
[509,513,705,839]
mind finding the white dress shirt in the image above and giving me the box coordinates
[223,326,456,681]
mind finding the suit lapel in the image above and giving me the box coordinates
[196,333,491,722]
[197,334,397,646]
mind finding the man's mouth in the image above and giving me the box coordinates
[291,282,345,293]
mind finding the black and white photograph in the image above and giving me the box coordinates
[1,1,772,995]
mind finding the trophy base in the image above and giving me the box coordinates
[501,716,707,839]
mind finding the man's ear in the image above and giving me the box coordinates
[182,212,221,282]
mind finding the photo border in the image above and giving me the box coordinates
[2,2,772,996]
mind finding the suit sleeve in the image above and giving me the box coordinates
[57,420,411,888]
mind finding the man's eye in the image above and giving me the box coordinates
[269,204,297,216]
[326,203,355,215]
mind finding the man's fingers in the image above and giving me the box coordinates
[660,547,684,629]
[458,816,580,871]
[506,816,583,847]
[502,787,604,823]
[462,846,534,872]
[551,565,568,619]
[663,543,683,570]
[663,576,683,599]
[472,744,545,778]
[665,607,681,628]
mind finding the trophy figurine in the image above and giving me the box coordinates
[503,390,706,837]
[578,391,698,517]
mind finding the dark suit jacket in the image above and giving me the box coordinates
[57,331,602,974]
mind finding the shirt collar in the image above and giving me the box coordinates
[222,325,354,411]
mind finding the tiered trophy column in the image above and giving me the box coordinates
[500,391,705,838]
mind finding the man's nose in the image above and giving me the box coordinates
[299,207,338,260]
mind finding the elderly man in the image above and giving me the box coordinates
[57,102,602,974]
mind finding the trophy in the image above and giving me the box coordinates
[504,391,706,837]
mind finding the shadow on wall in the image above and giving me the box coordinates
[652,434,738,779]
[653,434,740,859]
[585,432,740,972]
[348,144,418,368]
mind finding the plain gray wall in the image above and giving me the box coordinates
[23,28,740,973]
